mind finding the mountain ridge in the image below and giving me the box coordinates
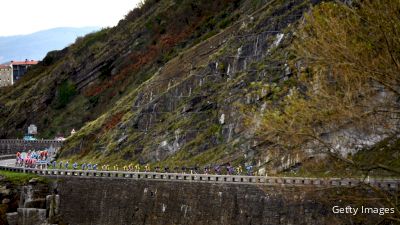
[0,27,100,62]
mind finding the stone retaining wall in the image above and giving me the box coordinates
[0,139,63,154]
[56,177,331,225]
[0,165,397,224]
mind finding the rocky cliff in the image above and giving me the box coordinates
[0,174,59,225]
[0,0,399,177]
[0,0,311,168]
[59,0,320,169]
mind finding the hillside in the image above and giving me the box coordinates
[0,27,100,62]
[0,0,398,177]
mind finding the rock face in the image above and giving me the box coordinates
[6,212,18,225]
[0,0,255,139]
[0,178,60,225]
[17,208,46,225]
[46,194,60,223]
[57,0,324,171]
[1,0,347,173]
[1,0,393,175]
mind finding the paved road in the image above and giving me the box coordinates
[0,159,15,166]
[0,157,399,189]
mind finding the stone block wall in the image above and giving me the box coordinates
[56,177,335,225]
[0,139,62,155]
[0,174,394,225]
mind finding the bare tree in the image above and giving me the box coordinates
[254,0,400,221]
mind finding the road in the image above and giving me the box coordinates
[0,155,399,189]
[0,159,15,166]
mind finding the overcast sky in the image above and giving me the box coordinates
[0,0,141,36]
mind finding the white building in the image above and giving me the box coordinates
[0,65,13,87]
[0,60,39,87]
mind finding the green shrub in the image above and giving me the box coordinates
[54,80,76,109]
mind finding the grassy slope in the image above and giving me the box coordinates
[0,170,46,185]
[0,0,244,138]
[59,0,314,167]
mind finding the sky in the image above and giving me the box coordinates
[0,0,141,36]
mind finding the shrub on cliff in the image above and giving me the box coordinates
[54,80,77,109]
[259,0,400,168]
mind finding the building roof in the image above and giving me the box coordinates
[10,60,38,65]
[0,65,11,69]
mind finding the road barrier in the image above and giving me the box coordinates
[0,165,398,190]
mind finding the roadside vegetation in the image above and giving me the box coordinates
[0,170,46,185]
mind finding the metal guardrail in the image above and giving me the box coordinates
[0,155,15,160]
[0,165,398,189]
[0,139,63,144]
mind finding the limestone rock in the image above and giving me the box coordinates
[46,194,60,222]
[24,198,46,208]
[6,212,18,225]
[17,208,47,225]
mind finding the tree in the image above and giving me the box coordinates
[256,2,400,222]
[258,0,400,165]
